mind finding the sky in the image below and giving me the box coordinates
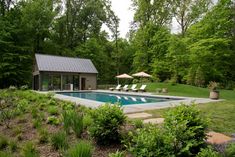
[110,0,135,38]
[108,0,217,38]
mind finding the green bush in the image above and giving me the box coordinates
[126,125,170,157]
[225,143,235,156]
[61,102,75,110]
[83,114,93,129]
[164,104,208,156]
[108,150,125,157]
[64,141,92,157]
[20,85,29,90]
[32,119,42,129]
[47,99,56,106]
[51,131,68,150]
[196,147,219,157]
[31,107,39,119]
[89,104,126,145]
[21,142,39,157]
[131,119,144,129]
[17,99,29,113]
[47,106,59,115]
[38,128,49,143]
[8,139,17,152]
[0,135,8,150]
[0,151,12,157]
[47,116,60,125]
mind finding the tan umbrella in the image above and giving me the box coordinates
[132,71,152,84]
[116,73,133,84]
[132,71,152,77]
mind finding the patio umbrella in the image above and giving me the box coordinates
[132,71,152,84]
[116,73,133,84]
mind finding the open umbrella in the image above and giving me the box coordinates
[132,71,152,84]
[116,73,133,84]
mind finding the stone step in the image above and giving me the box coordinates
[206,131,233,144]
[127,112,152,119]
[143,118,164,124]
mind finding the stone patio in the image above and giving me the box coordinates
[127,112,152,119]
[143,118,165,124]
[207,131,233,144]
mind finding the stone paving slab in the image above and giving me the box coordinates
[143,118,164,124]
[207,131,232,144]
[127,112,152,119]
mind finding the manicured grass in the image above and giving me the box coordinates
[144,82,235,134]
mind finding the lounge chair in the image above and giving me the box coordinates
[139,85,147,92]
[122,85,128,91]
[123,84,136,92]
[109,85,121,91]
[131,84,138,92]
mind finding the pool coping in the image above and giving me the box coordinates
[38,90,222,113]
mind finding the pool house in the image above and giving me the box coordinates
[33,54,98,91]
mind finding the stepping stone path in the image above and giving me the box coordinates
[206,131,233,144]
[143,118,164,124]
[127,112,152,119]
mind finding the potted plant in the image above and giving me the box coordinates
[208,81,219,99]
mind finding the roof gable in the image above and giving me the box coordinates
[35,54,98,74]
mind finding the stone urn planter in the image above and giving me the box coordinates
[208,81,219,100]
[209,90,219,100]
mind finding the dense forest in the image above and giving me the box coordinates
[0,0,234,89]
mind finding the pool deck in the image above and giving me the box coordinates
[45,90,222,113]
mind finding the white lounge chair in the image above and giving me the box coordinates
[139,85,147,92]
[124,84,137,92]
[122,85,128,91]
[109,85,121,91]
[131,84,138,92]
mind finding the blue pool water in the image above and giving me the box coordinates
[58,92,181,105]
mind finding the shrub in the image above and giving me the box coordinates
[225,143,235,156]
[89,104,126,145]
[0,135,8,150]
[31,107,39,119]
[0,109,14,128]
[32,119,42,129]
[83,114,93,129]
[47,116,60,125]
[126,125,170,157]
[8,139,17,152]
[0,151,12,157]
[46,92,55,99]
[64,141,92,157]
[196,147,219,157]
[21,142,39,157]
[8,86,17,91]
[38,128,49,143]
[47,99,56,106]
[17,99,29,113]
[47,106,59,115]
[109,150,125,157]
[61,102,75,110]
[131,119,144,129]
[51,131,68,150]
[164,104,208,156]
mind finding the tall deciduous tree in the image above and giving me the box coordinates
[171,0,212,36]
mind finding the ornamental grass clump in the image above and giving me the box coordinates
[64,141,92,157]
[89,104,126,145]
[51,131,68,150]
[62,110,83,137]
[21,142,39,157]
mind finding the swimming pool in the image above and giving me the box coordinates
[58,92,182,105]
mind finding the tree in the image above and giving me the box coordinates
[171,0,212,36]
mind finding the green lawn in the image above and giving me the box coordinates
[144,82,235,134]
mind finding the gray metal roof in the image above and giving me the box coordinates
[35,54,98,73]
